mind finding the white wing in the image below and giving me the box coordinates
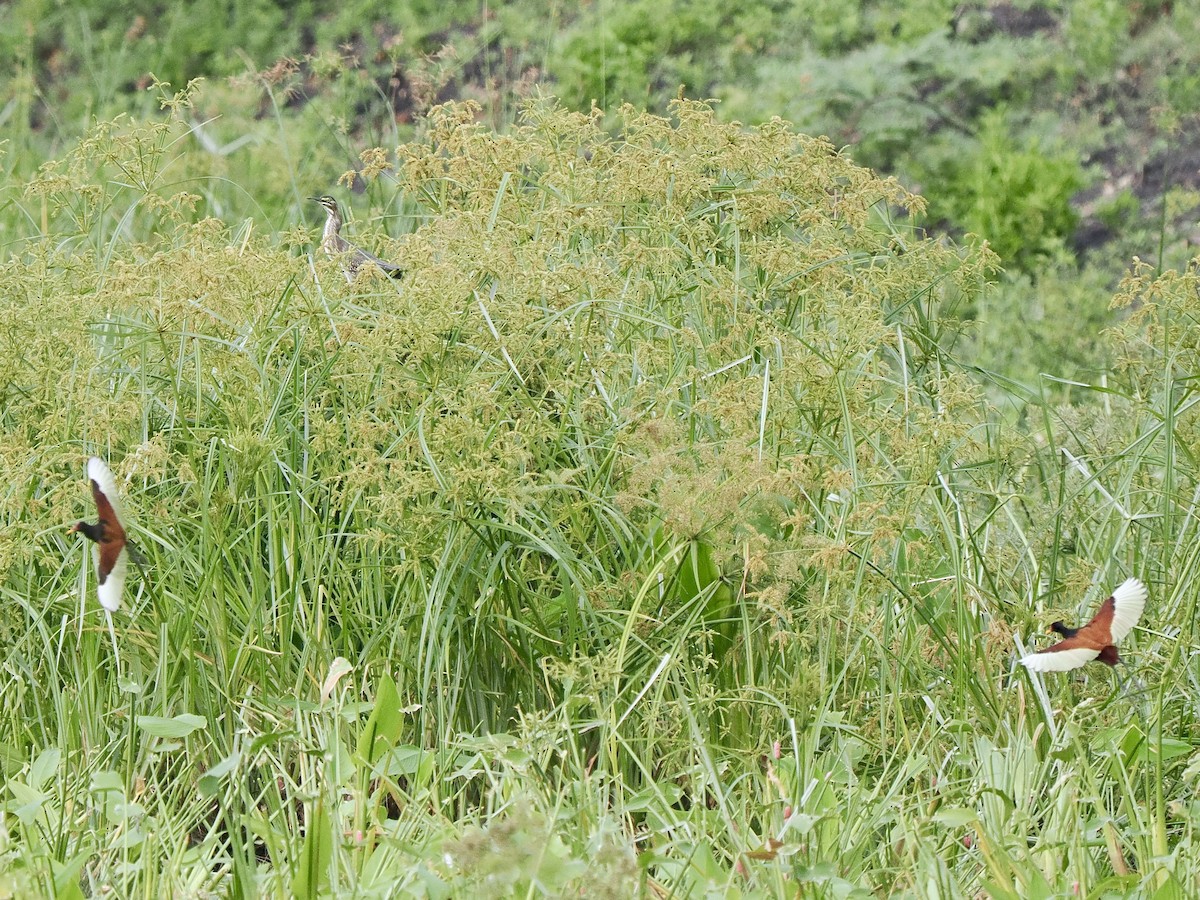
[86,456,124,524]
[1020,647,1101,672]
[1107,577,1147,643]
[94,544,128,612]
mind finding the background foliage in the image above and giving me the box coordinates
[6,0,1198,396]
[2,1,1200,897]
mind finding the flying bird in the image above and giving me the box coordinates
[1019,577,1147,672]
[310,195,404,282]
[69,456,130,612]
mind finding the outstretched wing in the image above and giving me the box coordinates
[93,543,128,612]
[1092,577,1147,643]
[87,457,126,535]
[1020,642,1102,672]
[86,457,129,611]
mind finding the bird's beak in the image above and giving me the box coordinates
[307,196,321,203]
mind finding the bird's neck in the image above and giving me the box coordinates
[319,207,352,257]
[322,210,343,245]
[75,521,104,543]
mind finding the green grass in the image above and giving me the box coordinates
[2,87,1200,898]
[9,1,1200,408]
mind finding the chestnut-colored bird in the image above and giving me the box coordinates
[1020,577,1147,672]
[69,457,129,612]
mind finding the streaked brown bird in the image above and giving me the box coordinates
[69,457,130,612]
[310,195,404,282]
[1019,577,1147,672]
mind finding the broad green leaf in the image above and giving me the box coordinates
[136,714,207,739]
[386,745,434,785]
[293,796,333,900]
[50,853,88,900]
[0,740,23,778]
[29,748,61,791]
[981,881,1021,900]
[932,807,978,828]
[624,783,684,813]
[786,812,823,835]
[8,782,48,825]
[356,672,404,768]
[90,770,123,793]
[199,750,242,798]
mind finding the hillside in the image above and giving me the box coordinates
[2,2,1200,897]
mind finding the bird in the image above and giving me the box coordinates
[1019,577,1147,672]
[309,195,404,282]
[69,456,130,612]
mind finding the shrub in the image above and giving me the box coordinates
[926,107,1086,270]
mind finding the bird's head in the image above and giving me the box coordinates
[69,520,100,541]
[1048,620,1073,636]
[309,195,339,213]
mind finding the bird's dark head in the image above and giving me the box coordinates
[309,195,339,213]
[69,520,99,541]
[1048,620,1077,637]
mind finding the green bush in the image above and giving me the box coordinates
[1062,0,1130,80]
[927,107,1086,270]
[727,31,1047,172]
[549,0,779,108]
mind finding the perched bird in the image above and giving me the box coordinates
[69,457,130,612]
[1020,577,1147,672]
[309,195,404,282]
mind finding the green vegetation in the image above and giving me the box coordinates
[0,82,1192,899]
[2,0,1200,896]
[7,1,1198,393]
